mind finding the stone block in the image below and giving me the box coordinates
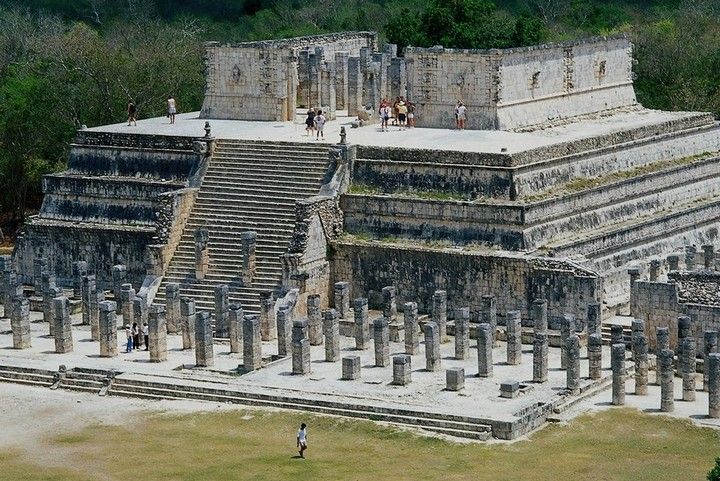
[342,355,361,380]
[392,354,411,385]
[500,380,519,399]
[446,367,465,391]
[148,304,167,362]
[195,311,214,367]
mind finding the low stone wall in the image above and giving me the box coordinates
[74,131,197,150]
[68,145,200,180]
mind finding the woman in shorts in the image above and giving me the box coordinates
[305,108,316,135]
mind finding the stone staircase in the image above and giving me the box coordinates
[155,139,331,315]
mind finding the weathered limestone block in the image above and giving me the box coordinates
[53,296,73,354]
[179,297,196,350]
[10,296,31,349]
[446,367,465,391]
[677,315,692,376]
[566,334,581,394]
[477,323,493,378]
[704,330,718,391]
[306,294,323,346]
[532,331,548,383]
[374,317,390,367]
[681,337,696,401]
[214,284,229,338]
[229,304,244,355]
[656,326,670,356]
[455,307,470,360]
[33,257,47,296]
[610,324,624,346]
[667,254,680,272]
[392,354,411,385]
[259,291,277,341]
[120,283,135,327]
[243,315,262,371]
[342,355,361,380]
[628,266,641,287]
[703,244,715,270]
[0,255,15,314]
[3,270,20,320]
[424,321,441,372]
[148,304,167,362]
[353,298,369,350]
[432,290,448,342]
[382,286,397,322]
[560,314,574,369]
[631,318,645,360]
[323,308,340,362]
[611,343,626,406]
[685,245,697,270]
[334,282,350,319]
[403,301,419,355]
[91,290,104,341]
[292,319,311,376]
[165,283,181,334]
[80,274,96,326]
[240,231,257,286]
[195,311,214,367]
[480,295,497,344]
[500,380,519,399]
[708,353,720,418]
[649,259,661,281]
[588,333,603,380]
[660,348,675,412]
[44,284,62,335]
[506,310,522,366]
[72,260,87,298]
[634,334,649,395]
[99,301,118,358]
[276,307,292,358]
[194,229,209,280]
[586,302,601,337]
[111,265,126,311]
[531,298,547,333]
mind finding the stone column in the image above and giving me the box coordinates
[685,245,697,270]
[507,310,522,366]
[678,315,691,376]
[649,259,661,281]
[240,231,256,286]
[432,290,448,342]
[214,284,229,338]
[148,304,167,362]
[586,302,601,337]
[334,282,350,319]
[403,301,419,355]
[229,304,244,355]
[703,244,715,270]
[353,298,369,350]
[446,367,465,391]
[588,333,603,380]
[660,348,675,412]
[560,314,574,369]
[72,261,87,298]
[165,283,181,334]
[667,254,680,272]
[323,308,340,362]
[32,257,47,296]
[392,354,411,385]
[611,343,626,406]
[347,56,362,116]
[455,307,470,360]
[704,330,718,391]
[195,311,214,367]
[566,334,581,394]
[98,301,117,357]
[374,317,390,367]
[307,294,322,345]
[41,270,56,301]
[634,334,649,395]
[334,51,349,110]
[292,319,311,375]
[610,324,624,346]
[631,318,645,361]
[382,286,397,322]
[53,296,73,354]
[111,265,126,310]
[259,291,276,341]
[708,352,720,418]
[628,266,641,288]
[120,283,135,327]
[179,297,195,350]
[132,295,146,349]
[3,271,20,321]
[80,274,96,326]
[424,322,441,372]
[478,323,493,378]
[480,295,497,344]
[342,355,361,380]
[531,298,547,333]
[10,296,31,349]
[389,57,406,100]
[681,337,696,401]
[194,228,209,280]
[44,286,62,335]
[656,326,670,385]
[243,315,262,371]
[91,291,104,341]
[276,307,292,358]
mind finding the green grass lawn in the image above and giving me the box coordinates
[3,408,719,481]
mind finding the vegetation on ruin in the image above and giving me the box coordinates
[0,0,719,236]
[1,408,719,480]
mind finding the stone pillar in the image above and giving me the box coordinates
[98,301,117,357]
[72,260,87,298]
[333,282,349,319]
[41,270,56,300]
[3,271,20,321]
[307,294,322,346]
[660,348,675,412]
[708,353,720,418]
[243,315,262,371]
[667,254,680,272]
[214,284,229,338]
[631,318,645,361]
[704,330,718,391]
[480,295,497,344]
[703,244,715,270]
[656,326,670,356]
[240,231,256,286]
[323,308,340,362]
[373,317,390,367]
[560,314,573,369]
[276,307,292,358]
[45,286,62,333]
[389,57,406,100]
[92,290,105,341]
[259,291,276,341]
[194,311,214,367]
[685,245,697,270]
[531,298,547,333]
[610,324,624,346]
[586,302,601,337]
[588,333,603,380]
[678,315,691,375]
[454,307,470,360]
[194,228,209,280]
[611,343,626,405]
[392,354,411,385]
[382,286,397,322]
[681,337,696,401]
[165,283,181,334]
[229,304,244,354]
[634,334,649,395]
[432,290,448,342]
[566,334,581,394]
[478,323,493,378]
[347,56,362,116]
[80,274,96,326]
[403,301,419,355]
[649,259,661,281]
[334,51,349,110]
[446,367,465,391]
[424,321,441,372]
[148,304,167,362]
[342,355,361,380]
[132,295,146,348]
[179,297,195,350]
[10,296,31,349]
[111,265,126,310]
[292,319,311,375]
[507,310,522,366]
[120,283,135,327]
[353,298,369,350]
[53,296,73,354]
[33,257,47,296]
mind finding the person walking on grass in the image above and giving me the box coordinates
[297,423,308,458]
[167,96,177,124]
[314,110,326,140]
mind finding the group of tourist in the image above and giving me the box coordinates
[124,322,149,352]
[126,96,177,126]
[378,97,415,131]
[304,108,327,140]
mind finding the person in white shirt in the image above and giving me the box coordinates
[167,96,177,124]
[456,102,468,130]
[314,111,326,140]
[296,423,308,458]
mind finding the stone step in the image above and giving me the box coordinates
[207,165,327,178]
[199,180,323,196]
[194,191,310,205]
[211,154,330,167]
[185,208,296,222]
[203,173,328,188]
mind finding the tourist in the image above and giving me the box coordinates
[392,97,400,126]
[397,100,408,129]
[143,322,149,351]
[125,325,133,353]
[167,96,177,124]
[305,108,316,136]
[456,102,467,130]
[314,110,326,140]
[454,101,461,129]
[380,101,391,131]
[132,322,140,350]
[407,101,415,128]
[296,423,308,458]
[127,101,137,126]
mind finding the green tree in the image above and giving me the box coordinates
[708,457,720,481]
